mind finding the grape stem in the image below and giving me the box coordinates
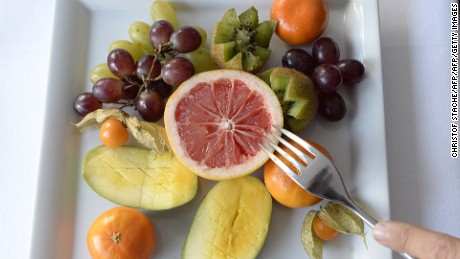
[123,76,138,85]
[147,56,160,82]
[131,54,161,104]
[155,42,176,64]
[133,74,149,101]
[158,42,173,53]
[114,100,134,109]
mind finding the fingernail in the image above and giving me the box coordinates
[373,223,388,241]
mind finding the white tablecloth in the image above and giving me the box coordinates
[0,0,458,258]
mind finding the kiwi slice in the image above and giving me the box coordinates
[211,7,277,73]
[259,67,319,132]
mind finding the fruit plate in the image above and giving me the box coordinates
[30,0,390,258]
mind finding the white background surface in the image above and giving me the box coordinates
[0,0,458,259]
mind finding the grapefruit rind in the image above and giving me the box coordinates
[164,69,283,180]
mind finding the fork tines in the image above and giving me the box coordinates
[259,125,323,179]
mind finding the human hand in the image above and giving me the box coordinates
[372,221,460,259]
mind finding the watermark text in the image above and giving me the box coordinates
[452,2,459,158]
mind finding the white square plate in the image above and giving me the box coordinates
[30,0,390,258]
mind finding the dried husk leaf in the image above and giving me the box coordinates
[124,116,169,153]
[318,202,367,247]
[73,108,169,154]
[301,210,324,259]
[73,109,128,130]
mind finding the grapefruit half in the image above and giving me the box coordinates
[164,69,283,180]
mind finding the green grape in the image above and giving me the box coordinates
[195,26,207,47]
[90,63,118,84]
[150,0,178,29]
[108,40,144,61]
[129,21,155,54]
[181,47,215,73]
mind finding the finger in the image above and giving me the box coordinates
[373,221,460,259]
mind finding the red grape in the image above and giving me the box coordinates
[282,48,317,77]
[135,55,161,81]
[107,49,135,78]
[312,64,343,95]
[318,92,347,121]
[170,26,202,53]
[150,20,174,49]
[161,57,195,86]
[147,79,173,98]
[73,92,102,116]
[121,75,142,100]
[312,37,340,64]
[336,59,365,85]
[92,78,124,103]
[135,90,165,122]
[123,84,140,100]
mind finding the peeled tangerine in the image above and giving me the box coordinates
[211,6,277,73]
[182,176,272,259]
[82,145,198,210]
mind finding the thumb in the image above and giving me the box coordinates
[372,221,460,259]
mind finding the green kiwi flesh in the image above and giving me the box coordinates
[211,7,277,73]
[259,67,319,132]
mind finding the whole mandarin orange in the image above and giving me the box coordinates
[87,207,156,259]
[263,139,332,208]
[270,0,329,45]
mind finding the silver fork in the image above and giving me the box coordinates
[259,126,415,259]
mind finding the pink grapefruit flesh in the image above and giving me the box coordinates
[165,70,283,180]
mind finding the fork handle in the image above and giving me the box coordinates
[346,200,416,259]
[347,201,379,227]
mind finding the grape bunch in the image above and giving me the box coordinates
[74,8,214,122]
[282,37,365,122]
